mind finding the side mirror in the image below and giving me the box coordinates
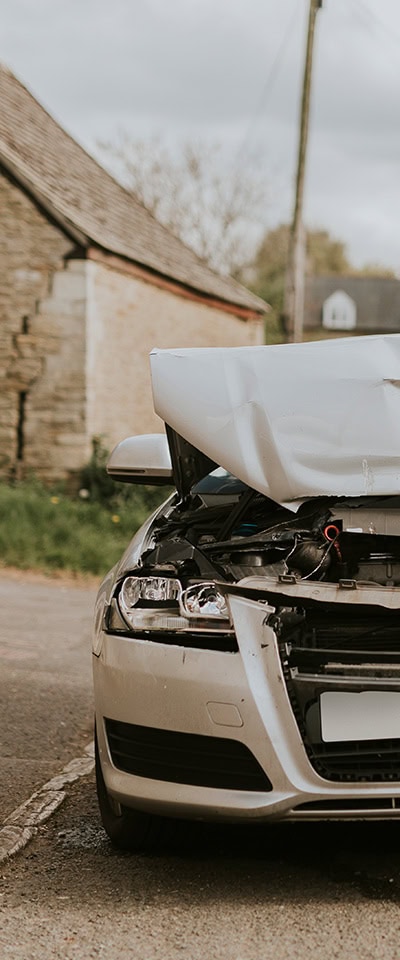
[107,434,173,485]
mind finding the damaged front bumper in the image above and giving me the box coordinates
[94,581,400,822]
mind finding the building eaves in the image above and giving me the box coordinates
[0,63,267,317]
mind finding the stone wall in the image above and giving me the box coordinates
[85,259,263,451]
[27,261,88,479]
[0,172,88,480]
[0,170,264,481]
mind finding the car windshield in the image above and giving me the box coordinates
[192,467,248,496]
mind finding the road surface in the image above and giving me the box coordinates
[1,571,400,959]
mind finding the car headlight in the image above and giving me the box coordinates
[117,576,186,632]
[121,576,181,607]
[180,582,229,620]
[107,575,232,634]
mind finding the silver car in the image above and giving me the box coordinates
[93,337,400,849]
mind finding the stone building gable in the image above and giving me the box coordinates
[0,165,264,482]
[0,64,266,317]
[0,64,267,482]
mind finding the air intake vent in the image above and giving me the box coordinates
[105,719,272,792]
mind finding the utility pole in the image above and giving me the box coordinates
[284,0,323,343]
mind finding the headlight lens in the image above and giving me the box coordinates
[120,576,181,608]
[180,583,229,620]
[118,576,185,632]
[115,576,231,634]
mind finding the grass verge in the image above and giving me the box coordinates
[0,479,169,576]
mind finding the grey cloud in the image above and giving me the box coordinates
[2,0,400,270]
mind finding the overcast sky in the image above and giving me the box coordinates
[3,0,400,272]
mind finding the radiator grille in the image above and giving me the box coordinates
[279,611,400,783]
[310,738,400,782]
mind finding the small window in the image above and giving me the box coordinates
[322,290,357,331]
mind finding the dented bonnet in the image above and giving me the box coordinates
[150,335,400,505]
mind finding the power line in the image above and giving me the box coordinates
[351,0,400,50]
[234,0,302,169]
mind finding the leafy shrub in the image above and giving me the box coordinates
[0,437,174,576]
[0,475,170,577]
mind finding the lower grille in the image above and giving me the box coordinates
[295,798,400,811]
[279,610,400,783]
[310,738,400,782]
[281,663,400,782]
[105,718,272,792]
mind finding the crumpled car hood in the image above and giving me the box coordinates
[150,335,400,506]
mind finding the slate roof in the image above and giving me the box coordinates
[305,275,400,331]
[0,64,266,315]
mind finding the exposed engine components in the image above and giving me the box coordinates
[155,488,400,589]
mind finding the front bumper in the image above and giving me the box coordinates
[93,594,400,821]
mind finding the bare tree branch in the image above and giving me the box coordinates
[97,134,268,275]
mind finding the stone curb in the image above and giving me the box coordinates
[0,742,94,863]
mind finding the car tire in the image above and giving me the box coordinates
[95,728,178,852]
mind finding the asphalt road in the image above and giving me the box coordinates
[0,571,97,821]
[3,778,400,959]
[2,572,400,959]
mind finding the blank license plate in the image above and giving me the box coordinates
[320,691,400,743]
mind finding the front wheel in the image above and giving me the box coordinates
[95,729,179,852]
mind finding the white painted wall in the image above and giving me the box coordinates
[85,260,263,451]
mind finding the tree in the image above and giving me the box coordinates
[97,134,268,276]
[240,224,396,343]
[354,263,396,279]
[306,229,351,276]
[246,224,351,306]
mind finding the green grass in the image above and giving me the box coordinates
[0,479,170,577]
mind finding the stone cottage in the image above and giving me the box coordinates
[0,64,266,482]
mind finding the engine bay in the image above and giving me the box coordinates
[144,483,400,589]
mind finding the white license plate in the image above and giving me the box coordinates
[320,691,400,743]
